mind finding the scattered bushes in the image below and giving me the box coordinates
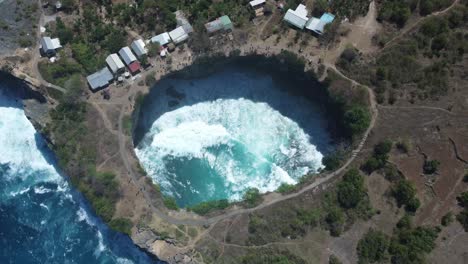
[362,140,392,174]
[189,199,230,215]
[38,60,82,86]
[441,212,453,226]
[389,216,439,263]
[423,159,440,174]
[240,249,306,264]
[243,188,262,207]
[109,218,133,235]
[343,105,371,138]
[163,196,179,211]
[392,179,420,212]
[357,229,389,263]
[337,168,366,209]
[276,183,296,194]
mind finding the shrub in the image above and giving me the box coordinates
[322,153,342,171]
[457,192,468,208]
[163,196,179,211]
[423,159,440,174]
[441,212,453,226]
[456,209,468,231]
[392,179,420,212]
[343,106,371,138]
[109,218,133,235]
[357,229,389,263]
[325,206,345,236]
[189,199,230,215]
[276,183,296,194]
[463,173,468,183]
[329,255,342,264]
[243,188,262,207]
[337,169,365,209]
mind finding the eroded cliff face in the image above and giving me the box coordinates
[0,72,50,133]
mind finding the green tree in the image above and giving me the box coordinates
[343,106,371,138]
[392,180,420,212]
[357,229,389,263]
[243,188,261,207]
[337,169,365,209]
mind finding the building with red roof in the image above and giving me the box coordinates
[128,61,141,74]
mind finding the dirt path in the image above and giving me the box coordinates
[109,62,378,228]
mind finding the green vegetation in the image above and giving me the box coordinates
[357,229,389,264]
[337,168,366,209]
[342,6,468,104]
[109,218,133,235]
[38,60,82,87]
[240,249,306,264]
[392,179,420,212]
[362,140,393,173]
[441,212,454,226]
[378,0,416,27]
[276,183,296,194]
[243,188,262,207]
[329,255,342,264]
[388,216,439,263]
[329,0,371,20]
[419,0,453,16]
[456,210,468,231]
[463,173,468,183]
[343,105,371,138]
[322,151,344,171]
[122,115,132,135]
[163,196,179,211]
[423,159,440,174]
[189,199,230,215]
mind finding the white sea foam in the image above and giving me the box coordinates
[136,98,324,203]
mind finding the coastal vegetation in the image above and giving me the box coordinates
[188,199,230,215]
[247,168,373,244]
[339,4,468,104]
[356,215,439,264]
[43,81,129,233]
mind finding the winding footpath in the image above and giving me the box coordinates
[114,64,379,227]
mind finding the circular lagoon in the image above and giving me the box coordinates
[134,61,334,207]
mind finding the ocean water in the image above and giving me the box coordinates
[0,87,160,263]
[135,65,333,207]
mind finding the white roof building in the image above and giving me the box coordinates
[305,13,336,35]
[106,54,125,74]
[87,67,113,91]
[40,36,62,56]
[169,26,189,45]
[175,10,194,34]
[119,47,137,66]
[249,0,266,8]
[283,4,309,29]
[150,32,171,46]
[131,39,147,58]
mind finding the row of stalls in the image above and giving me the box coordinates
[87,11,234,92]
[283,4,335,35]
[87,11,194,92]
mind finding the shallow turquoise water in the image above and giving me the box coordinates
[0,86,160,263]
[135,65,333,207]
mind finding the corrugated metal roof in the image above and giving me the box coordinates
[131,39,147,57]
[320,13,335,24]
[40,37,55,51]
[169,26,189,44]
[128,61,141,74]
[151,32,171,46]
[220,15,233,29]
[87,67,113,90]
[119,47,137,66]
[283,4,309,29]
[249,0,266,7]
[106,54,125,74]
[284,9,308,29]
[175,10,194,34]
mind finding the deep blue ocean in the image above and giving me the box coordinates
[0,85,161,263]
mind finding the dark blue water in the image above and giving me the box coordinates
[0,86,161,264]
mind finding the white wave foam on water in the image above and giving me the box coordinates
[136,98,324,204]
